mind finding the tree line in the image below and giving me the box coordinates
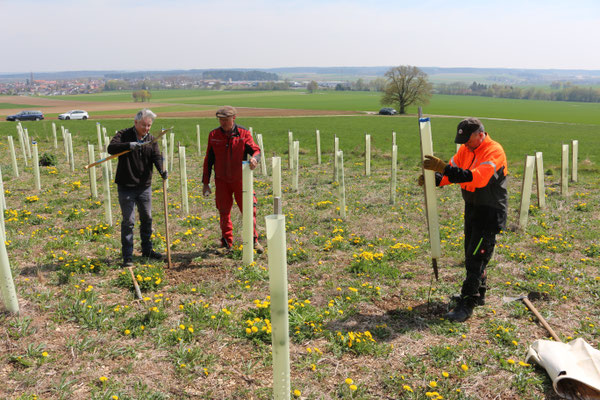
[436,81,600,103]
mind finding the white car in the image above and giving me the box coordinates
[58,110,89,120]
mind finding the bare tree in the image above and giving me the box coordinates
[381,66,433,114]
[307,80,318,93]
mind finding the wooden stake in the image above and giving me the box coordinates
[273,197,282,215]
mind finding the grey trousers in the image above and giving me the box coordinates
[117,185,153,260]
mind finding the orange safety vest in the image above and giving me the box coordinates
[440,134,508,211]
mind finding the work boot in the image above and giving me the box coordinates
[452,291,485,306]
[142,250,163,260]
[220,237,232,250]
[254,241,264,254]
[122,257,134,268]
[445,297,475,322]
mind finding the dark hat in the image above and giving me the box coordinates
[216,106,236,118]
[455,117,484,144]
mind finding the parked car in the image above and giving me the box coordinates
[379,107,398,115]
[58,110,89,120]
[6,110,44,121]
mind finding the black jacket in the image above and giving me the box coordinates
[107,126,164,187]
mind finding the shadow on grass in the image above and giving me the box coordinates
[323,300,453,343]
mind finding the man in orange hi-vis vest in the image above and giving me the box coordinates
[421,117,508,322]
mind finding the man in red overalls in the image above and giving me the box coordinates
[202,106,263,252]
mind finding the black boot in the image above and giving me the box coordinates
[445,297,476,322]
[478,285,487,305]
[451,292,485,306]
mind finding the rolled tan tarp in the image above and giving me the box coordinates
[526,338,600,399]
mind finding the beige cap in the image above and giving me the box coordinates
[216,106,237,118]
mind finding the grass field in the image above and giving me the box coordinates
[6,114,600,168]
[35,89,600,125]
[0,97,599,399]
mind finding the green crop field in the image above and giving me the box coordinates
[0,103,46,110]
[4,114,599,169]
[39,89,600,125]
[0,95,599,399]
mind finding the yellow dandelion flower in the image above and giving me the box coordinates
[345,378,353,385]
[519,361,531,367]
[349,384,357,391]
[461,364,468,371]
[293,389,301,397]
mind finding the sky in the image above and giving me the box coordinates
[1,0,599,73]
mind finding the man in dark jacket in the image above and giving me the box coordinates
[108,109,167,267]
[202,106,262,252]
[422,117,508,322]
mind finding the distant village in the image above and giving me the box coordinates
[0,74,340,97]
[0,70,385,96]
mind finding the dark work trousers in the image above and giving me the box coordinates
[460,204,501,299]
[214,178,257,246]
[118,185,153,260]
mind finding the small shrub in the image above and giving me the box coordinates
[39,152,58,166]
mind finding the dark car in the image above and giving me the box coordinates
[379,107,398,115]
[6,110,44,121]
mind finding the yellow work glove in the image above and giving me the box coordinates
[417,174,424,186]
[423,155,447,174]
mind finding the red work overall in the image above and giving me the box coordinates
[202,124,261,246]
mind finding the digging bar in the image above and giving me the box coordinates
[503,293,561,342]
